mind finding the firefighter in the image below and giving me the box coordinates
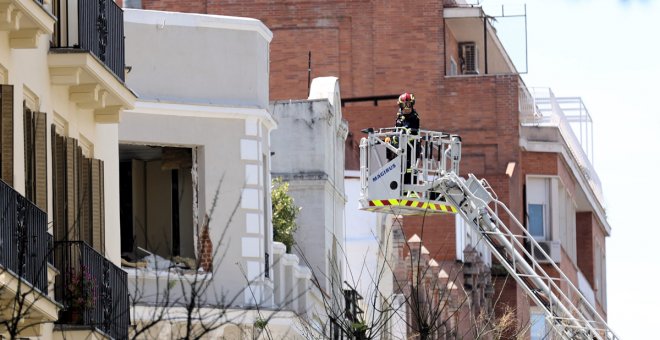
[395,92,420,134]
[387,92,421,187]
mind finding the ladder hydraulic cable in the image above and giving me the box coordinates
[358,128,620,340]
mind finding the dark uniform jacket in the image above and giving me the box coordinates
[391,110,421,173]
[395,109,420,133]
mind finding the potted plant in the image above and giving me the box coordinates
[65,266,97,323]
[351,320,368,340]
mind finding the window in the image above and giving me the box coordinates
[526,177,551,240]
[528,204,545,238]
[449,57,458,76]
[594,240,606,307]
[558,183,577,263]
[530,309,549,340]
[119,145,195,262]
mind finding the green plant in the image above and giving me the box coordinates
[66,266,97,310]
[352,320,368,340]
[254,317,268,330]
[271,177,300,253]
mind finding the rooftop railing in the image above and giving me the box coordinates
[52,0,125,81]
[519,87,603,204]
[0,179,49,294]
[54,241,129,340]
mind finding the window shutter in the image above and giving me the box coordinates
[75,145,83,241]
[66,137,78,240]
[81,156,91,245]
[52,126,67,242]
[0,85,13,186]
[23,104,34,200]
[91,159,104,253]
[34,111,47,211]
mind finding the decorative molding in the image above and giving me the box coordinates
[0,0,55,49]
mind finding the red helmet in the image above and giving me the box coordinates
[398,92,415,109]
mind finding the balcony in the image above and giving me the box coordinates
[0,179,59,337]
[49,0,136,123]
[519,87,604,205]
[444,6,517,76]
[518,87,610,236]
[53,241,129,340]
[0,0,55,48]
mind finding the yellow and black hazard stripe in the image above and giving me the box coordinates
[367,199,457,213]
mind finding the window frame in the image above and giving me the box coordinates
[529,307,549,340]
[526,176,552,241]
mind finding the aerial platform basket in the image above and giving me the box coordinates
[359,127,462,215]
[358,128,621,340]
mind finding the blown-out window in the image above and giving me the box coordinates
[119,144,195,263]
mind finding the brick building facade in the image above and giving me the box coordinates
[135,0,611,338]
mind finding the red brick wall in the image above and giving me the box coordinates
[558,157,577,198]
[521,151,558,176]
[445,25,459,75]
[492,275,530,337]
[592,215,607,318]
[576,212,595,284]
[142,0,207,13]
[562,213,610,320]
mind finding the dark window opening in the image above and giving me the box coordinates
[119,144,195,267]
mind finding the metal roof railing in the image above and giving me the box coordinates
[520,87,603,205]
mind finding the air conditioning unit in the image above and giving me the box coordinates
[459,42,479,75]
[531,240,561,263]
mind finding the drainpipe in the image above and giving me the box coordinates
[483,14,488,75]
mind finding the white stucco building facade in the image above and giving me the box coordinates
[120,9,315,339]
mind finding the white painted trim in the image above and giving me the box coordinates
[123,267,212,282]
[272,242,286,254]
[124,9,273,42]
[128,100,277,130]
[443,7,483,18]
[48,53,137,108]
[345,170,360,178]
[12,0,57,34]
[294,266,312,279]
[282,253,299,266]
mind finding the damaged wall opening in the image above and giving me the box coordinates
[119,144,196,264]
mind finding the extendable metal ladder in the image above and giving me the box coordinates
[358,128,620,340]
[433,172,618,340]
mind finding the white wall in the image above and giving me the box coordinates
[123,9,275,307]
[269,77,348,292]
[124,9,271,109]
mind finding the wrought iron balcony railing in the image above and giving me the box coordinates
[52,0,126,81]
[0,179,49,294]
[54,241,129,340]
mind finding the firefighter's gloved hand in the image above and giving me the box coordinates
[385,137,391,144]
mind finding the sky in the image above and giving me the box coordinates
[481,0,660,338]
